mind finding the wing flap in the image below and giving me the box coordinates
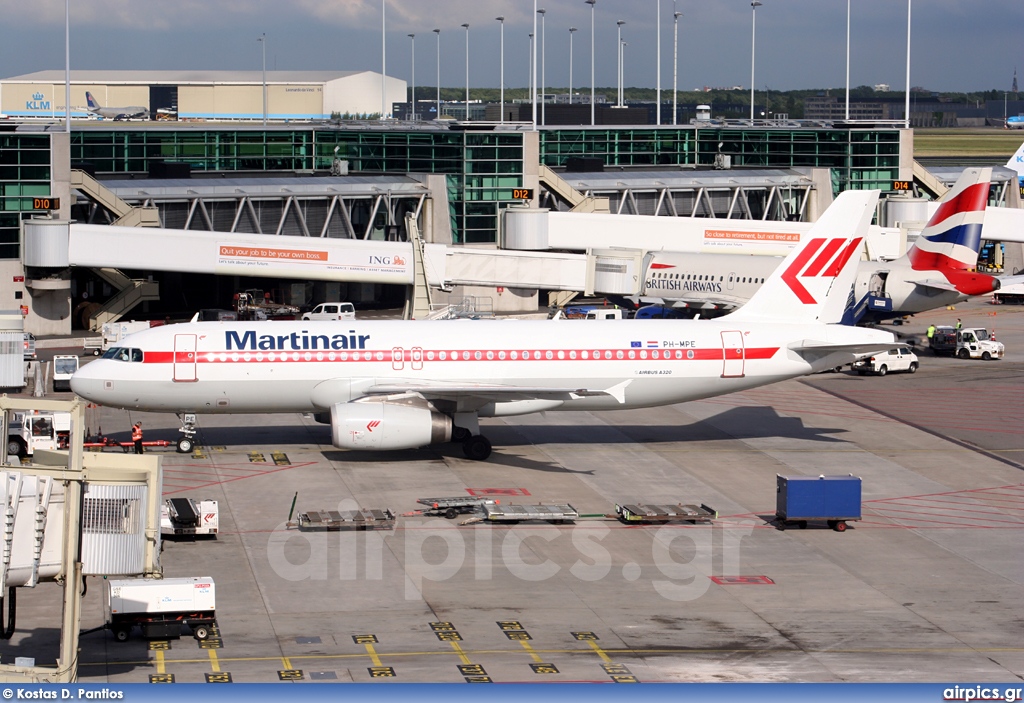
[363,380,631,404]
[910,278,960,293]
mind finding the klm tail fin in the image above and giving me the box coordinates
[1006,141,1024,189]
[728,190,878,324]
[905,167,991,272]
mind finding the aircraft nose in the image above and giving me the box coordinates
[69,364,107,402]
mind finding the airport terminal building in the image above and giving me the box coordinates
[0,71,407,121]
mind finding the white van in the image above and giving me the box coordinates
[853,347,919,376]
[302,303,356,321]
[52,355,79,392]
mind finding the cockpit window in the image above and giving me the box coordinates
[102,347,143,362]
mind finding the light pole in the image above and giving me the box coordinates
[904,0,911,130]
[408,33,415,120]
[845,0,850,120]
[64,0,70,132]
[569,27,577,105]
[616,21,625,108]
[496,17,505,123]
[538,9,546,126]
[258,33,267,126]
[750,1,761,123]
[532,0,538,130]
[433,29,440,120]
[656,0,661,126]
[381,0,386,119]
[673,6,681,126]
[462,23,470,121]
[586,0,596,125]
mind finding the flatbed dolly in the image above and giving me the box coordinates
[414,496,499,519]
[478,502,579,524]
[615,502,717,524]
[292,508,396,531]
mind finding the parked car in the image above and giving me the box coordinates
[302,302,356,321]
[853,347,919,376]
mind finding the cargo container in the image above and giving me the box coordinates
[776,474,861,532]
[105,576,216,641]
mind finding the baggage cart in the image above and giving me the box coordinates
[294,508,395,531]
[615,502,717,524]
[481,502,578,524]
[776,474,861,532]
[415,496,499,519]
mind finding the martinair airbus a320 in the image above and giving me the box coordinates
[72,191,895,461]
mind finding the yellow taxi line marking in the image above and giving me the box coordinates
[88,644,1024,669]
[208,648,221,673]
[282,656,293,670]
[450,641,472,666]
[519,640,543,663]
[587,640,613,663]
[364,643,383,667]
[154,649,165,675]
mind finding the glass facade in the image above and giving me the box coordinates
[0,124,904,260]
[0,132,52,259]
[539,127,902,196]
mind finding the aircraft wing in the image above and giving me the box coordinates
[998,273,1024,287]
[788,340,895,355]
[363,379,631,404]
[909,278,961,293]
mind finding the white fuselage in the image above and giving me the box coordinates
[643,252,967,316]
[70,319,890,417]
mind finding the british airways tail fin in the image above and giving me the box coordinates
[905,167,990,272]
[728,190,878,325]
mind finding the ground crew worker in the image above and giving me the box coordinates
[956,318,963,330]
[132,422,143,454]
[926,324,936,340]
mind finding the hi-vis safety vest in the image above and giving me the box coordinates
[132,426,142,441]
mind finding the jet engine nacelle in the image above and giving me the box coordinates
[331,402,452,451]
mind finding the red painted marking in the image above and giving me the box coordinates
[780,237,825,304]
[710,575,775,585]
[649,263,675,269]
[803,238,845,277]
[366,420,381,432]
[929,181,988,226]
[466,488,532,497]
[142,347,782,364]
[820,236,862,277]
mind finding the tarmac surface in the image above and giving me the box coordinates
[3,297,1022,684]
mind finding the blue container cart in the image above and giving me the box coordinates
[776,474,862,532]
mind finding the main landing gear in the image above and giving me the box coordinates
[452,413,492,461]
[176,413,198,453]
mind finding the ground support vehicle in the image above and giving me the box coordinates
[993,282,1024,305]
[413,496,499,519]
[6,410,71,458]
[615,502,717,524]
[105,577,216,641]
[776,474,861,532]
[293,508,395,531]
[161,498,219,537]
[479,502,579,524]
[51,355,79,392]
[302,302,356,321]
[955,328,1004,360]
[852,346,919,376]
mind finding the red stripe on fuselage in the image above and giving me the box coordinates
[138,346,782,364]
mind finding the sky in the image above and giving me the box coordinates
[0,0,1021,94]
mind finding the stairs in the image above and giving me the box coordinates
[538,165,610,213]
[70,170,160,227]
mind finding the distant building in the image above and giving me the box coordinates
[874,83,891,93]
[1,70,407,121]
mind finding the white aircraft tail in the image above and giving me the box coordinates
[728,190,879,324]
[1006,141,1024,184]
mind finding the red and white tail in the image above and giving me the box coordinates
[729,190,878,324]
[905,167,990,272]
